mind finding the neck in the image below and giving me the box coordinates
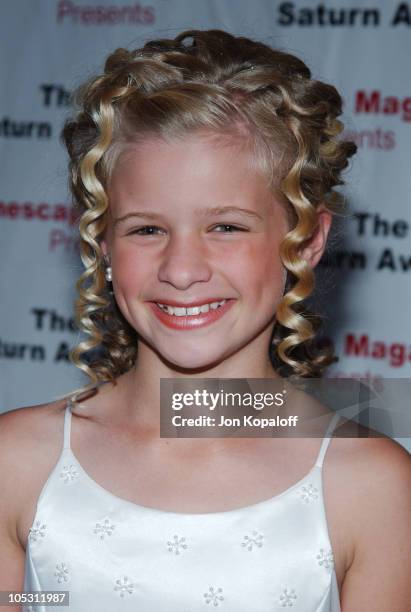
[106,338,281,437]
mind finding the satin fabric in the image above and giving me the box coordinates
[23,404,341,611]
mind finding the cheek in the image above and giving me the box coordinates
[230,240,285,305]
[240,239,283,281]
[111,246,152,290]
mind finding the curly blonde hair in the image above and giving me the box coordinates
[61,28,357,386]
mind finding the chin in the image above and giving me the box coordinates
[159,347,228,373]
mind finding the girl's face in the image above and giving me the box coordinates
[101,132,290,372]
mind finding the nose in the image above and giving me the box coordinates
[157,232,213,290]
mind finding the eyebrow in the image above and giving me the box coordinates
[113,206,263,228]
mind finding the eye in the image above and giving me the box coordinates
[211,224,248,233]
[127,224,248,236]
[127,226,165,236]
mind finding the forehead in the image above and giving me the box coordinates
[107,132,273,207]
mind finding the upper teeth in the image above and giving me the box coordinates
[157,300,227,316]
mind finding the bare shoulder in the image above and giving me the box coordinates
[331,418,411,536]
[0,398,69,479]
[0,399,67,455]
[0,400,68,539]
[334,421,411,494]
[0,399,68,485]
[358,433,410,509]
[332,426,411,607]
[333,418,411,481]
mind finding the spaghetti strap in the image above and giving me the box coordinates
[63,397,73,450]
[314,411,340,468]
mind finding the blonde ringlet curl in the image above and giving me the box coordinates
[61,28,357,387]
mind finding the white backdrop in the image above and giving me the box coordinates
[1,1,410,448]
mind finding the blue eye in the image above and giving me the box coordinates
[129,226,164,235]
[128,224,247,236]
[212,224,247,233]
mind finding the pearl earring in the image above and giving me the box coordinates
[105,265,112,282]
[103,254,112,283]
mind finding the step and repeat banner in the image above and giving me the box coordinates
[1,2,410,428]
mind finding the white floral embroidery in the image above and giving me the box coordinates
[241,530,264,551]
[60,464,78,484]
[28,520,47,542]
[94,518,116,539]
[279,587,297,607]
[114,576,135,597]
[54,562,70,583]
[317,548,334,569]
[204,586,224,606]
[300,483,319,503]
[166,534,188,555]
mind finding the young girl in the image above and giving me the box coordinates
[1,29,410,612]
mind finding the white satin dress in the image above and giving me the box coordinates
[23,402,341,611]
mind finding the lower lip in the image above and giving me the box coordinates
[148,300,235,330]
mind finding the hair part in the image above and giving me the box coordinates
[61,28,357,385]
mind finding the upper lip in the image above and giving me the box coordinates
[152,298,231,307]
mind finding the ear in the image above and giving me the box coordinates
[300,206,332,268]
[100,239,109,258]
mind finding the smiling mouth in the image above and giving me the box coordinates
[156,299,227,316]
[148,299,235,330]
